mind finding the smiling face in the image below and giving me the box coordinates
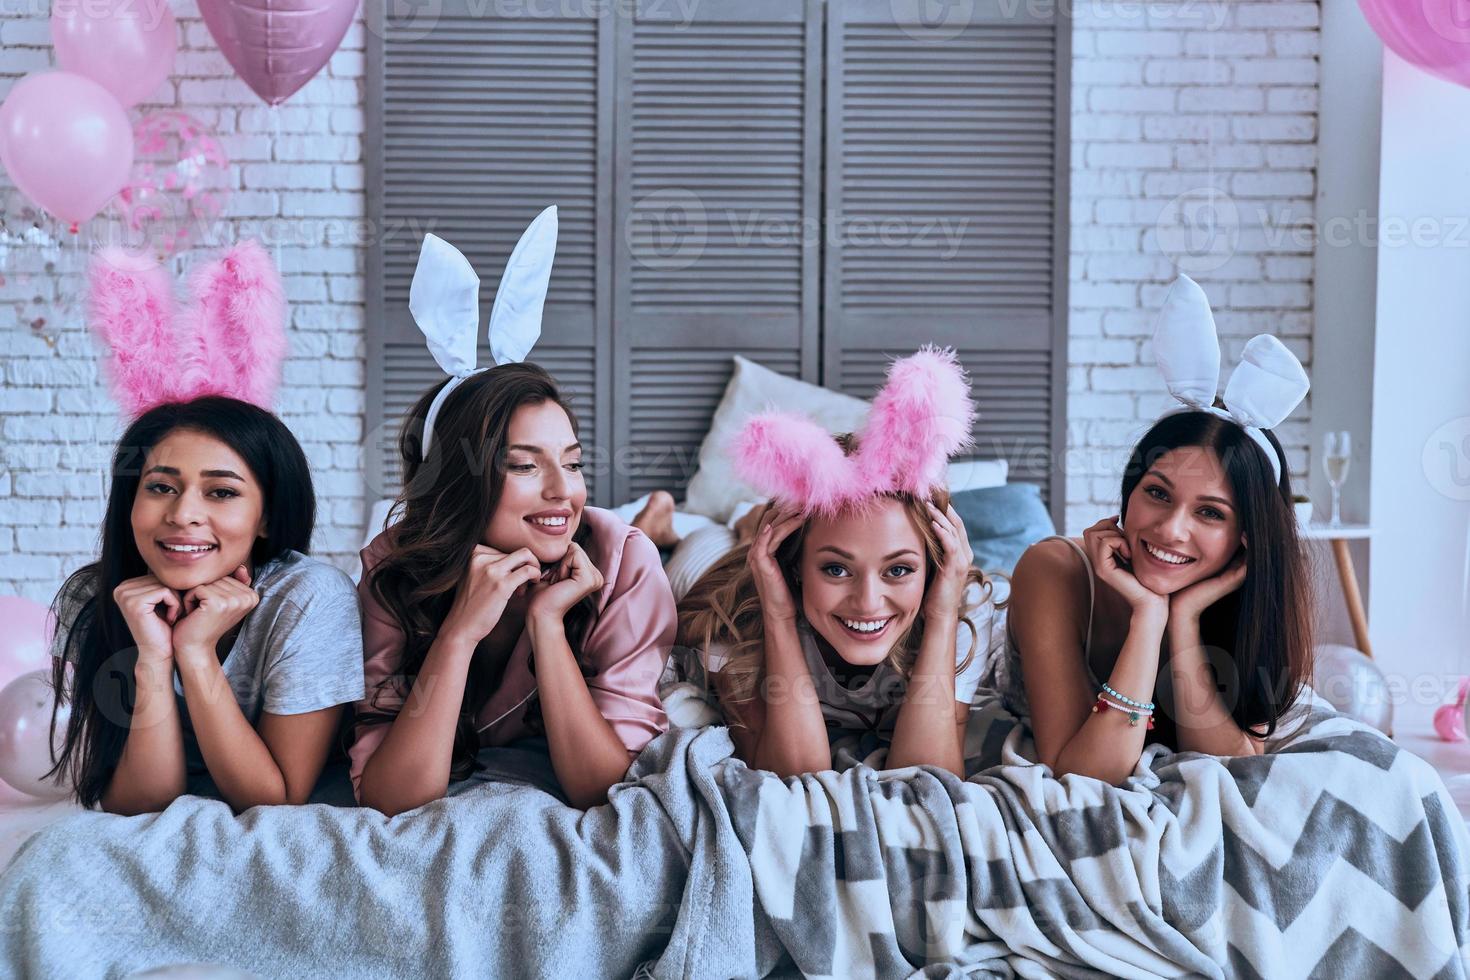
[131,429,268,591]
[1122,445,1243,595]
[482,399,587,564]
[797,497,929,668]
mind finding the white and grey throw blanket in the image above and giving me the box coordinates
[2,691,1466,979]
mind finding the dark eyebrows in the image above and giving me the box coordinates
[144,465,245,480]
[815,546,921,561]
[506,442,582,456]
[1144,469,1233,509]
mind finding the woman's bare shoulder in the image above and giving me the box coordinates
[1009,537,1090,638]
[1011,538,1088,596]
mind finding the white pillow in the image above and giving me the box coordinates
[682,356,871,522]
[946,458,1008,493]
[682,355,1007,521]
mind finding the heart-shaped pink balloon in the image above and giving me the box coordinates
[198,0,359,106]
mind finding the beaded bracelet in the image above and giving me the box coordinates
[1101,682,1155,711]
[1092,694,1156,730]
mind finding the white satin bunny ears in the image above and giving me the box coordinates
[1152,274,1309,482]
[409,205,558,454]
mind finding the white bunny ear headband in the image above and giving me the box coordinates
[1152,274,1309,483]
[409,205,558,454]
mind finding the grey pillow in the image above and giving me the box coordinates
[951,483,1057,576]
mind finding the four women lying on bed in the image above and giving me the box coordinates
[44,334,1313,814]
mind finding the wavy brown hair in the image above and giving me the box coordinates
[360,363,596,779]
[677,436,998,716]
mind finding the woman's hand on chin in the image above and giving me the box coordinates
[112,574,183,662]
[442,545,544,647]
[527,542,603,630]
[172,564,259,662]
[1169,550,1247,624]
[1083,516,1169,621]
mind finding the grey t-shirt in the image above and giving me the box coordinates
[53,550,366,793]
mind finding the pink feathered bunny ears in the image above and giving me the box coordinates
[730,346,976,517]
[88,241,287,417]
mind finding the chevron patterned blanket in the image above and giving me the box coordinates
[711,688,1470,978]
[1,691,1465,978]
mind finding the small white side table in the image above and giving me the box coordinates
[1300,523,1374,658]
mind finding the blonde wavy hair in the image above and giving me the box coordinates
[676,480,1000,711]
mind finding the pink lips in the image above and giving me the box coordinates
[156,539,218,564]
[1138,538,1195,572]
[525,510,573,537]
[834,615,892,643]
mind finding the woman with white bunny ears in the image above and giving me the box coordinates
[350,208,676,815]
[985,275,1315,786]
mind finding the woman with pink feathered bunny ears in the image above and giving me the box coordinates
[676,348,1002,778]
[45,243,365,814]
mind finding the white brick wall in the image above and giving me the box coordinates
[0,0,1320,598]
[1064,0,1318,535]
[0,1,365,600]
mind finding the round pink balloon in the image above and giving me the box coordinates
[0,670,71,800]
[0,596,54,691]
[1360,0,1470,90]
[0,72,134,227]
[52,0,178,108]
[198,0,359,106]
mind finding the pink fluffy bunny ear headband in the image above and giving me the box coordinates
[730,346,976,518]
[88,241,287,417]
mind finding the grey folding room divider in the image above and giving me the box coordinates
[366,0,1070,525]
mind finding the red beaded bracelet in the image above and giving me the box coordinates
[1092,695,1155,730]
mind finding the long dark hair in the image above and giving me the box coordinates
[362,362,596,779]
[1120,410,1313,741]
[48,396,316,807]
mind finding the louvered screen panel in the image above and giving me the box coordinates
[367,0,611,505]
[610,0,822,503]
[370,0,1069,518]
[824,0,1069,521]
[375,343,598,501]
[837,347,1054,489]
[626,349,799,499]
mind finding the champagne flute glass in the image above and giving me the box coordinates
[1323,431,1352,528]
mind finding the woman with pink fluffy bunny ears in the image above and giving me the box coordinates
[676,348,1004,777]
[46,243,365,814]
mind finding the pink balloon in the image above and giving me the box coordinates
[0,670,71,800]
[51,0,178,108]
[0,72,134,227]
[0,596,54,691]
[1360,0,1470,90]
[0,774,38,807]
[1435,703,1467,741]
[198,0,358,106]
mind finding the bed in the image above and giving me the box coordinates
[1,686,1466,977]
[5,366,1467,977]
